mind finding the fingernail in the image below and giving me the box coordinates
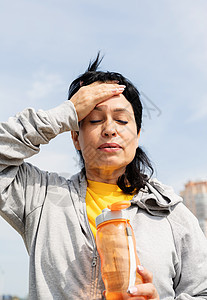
[128,286,138,294]
[138,265,144,271]
[111,87,125,93]
[111,88,119,93]
[119,85,126,88]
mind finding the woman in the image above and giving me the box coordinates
[0,54,207,300]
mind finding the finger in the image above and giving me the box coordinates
[88,81,119,88]
[92,84,126,104]
[90,82,123,90]
[84,83,125,102]
[127,295,146,300]
[80,83,125,105]
[137,265,153,283]
[127,297,145,300]
[88,80,119,86]
[128,283,159,299]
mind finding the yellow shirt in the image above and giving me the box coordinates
[85,180,135,237]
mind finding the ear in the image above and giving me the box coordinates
[71,131,81,150]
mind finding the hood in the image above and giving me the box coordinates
[71,172,182,217]
[131,178,183,217]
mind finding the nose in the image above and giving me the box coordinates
[102,121,117,138]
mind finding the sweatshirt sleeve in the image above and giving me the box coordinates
[0,101,79,235]
[169,203,207,299]
[0,100,78,171]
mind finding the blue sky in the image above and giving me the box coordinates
[0,0,207,297]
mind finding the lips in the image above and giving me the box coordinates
[98,143,122,149]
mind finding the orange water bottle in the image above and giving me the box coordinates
[95,201,144,300]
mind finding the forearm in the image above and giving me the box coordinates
[0,101,78,171]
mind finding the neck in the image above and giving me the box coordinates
[85,167,125,184]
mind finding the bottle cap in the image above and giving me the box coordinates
[95,201,131,228]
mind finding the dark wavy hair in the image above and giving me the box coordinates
[68,53,154,194]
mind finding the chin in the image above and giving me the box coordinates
[93,159,128,171]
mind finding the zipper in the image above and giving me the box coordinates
[83,202,99,299]
[92,252,98,267]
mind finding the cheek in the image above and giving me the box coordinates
[78,129,90,148]
[82,146,97,163]
[121,126,138,145]
[78,131,98,160]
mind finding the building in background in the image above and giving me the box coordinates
[180,180,207,237]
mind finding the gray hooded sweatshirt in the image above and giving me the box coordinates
[0,101,207,300]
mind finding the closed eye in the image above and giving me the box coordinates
[90,120,128,124]
[90,120,102,124]
[116,120,128,124]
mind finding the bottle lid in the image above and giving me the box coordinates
[95,201,131,228]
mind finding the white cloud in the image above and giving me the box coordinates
[26,70,64,101]
[186,95,207,123]
[170,1,207,72]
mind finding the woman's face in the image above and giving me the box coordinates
[72,94,140,174]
